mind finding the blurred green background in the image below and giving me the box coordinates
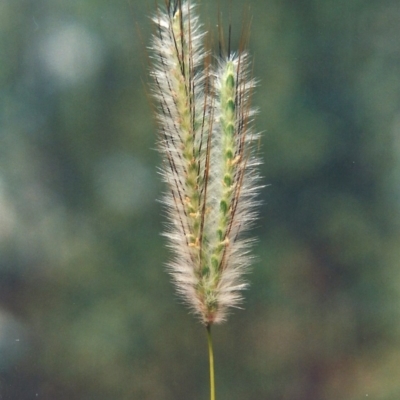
[1,0,400,399]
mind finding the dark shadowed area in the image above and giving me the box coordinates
[1,0,400,399]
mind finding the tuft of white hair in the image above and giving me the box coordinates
[150,0,261,325]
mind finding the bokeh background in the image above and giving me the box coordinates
[1,0,400,399]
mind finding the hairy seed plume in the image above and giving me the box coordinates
[150,0,260,325]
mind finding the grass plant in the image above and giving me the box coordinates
[149,1,260,398]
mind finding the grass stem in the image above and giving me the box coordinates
[206,324,215,400]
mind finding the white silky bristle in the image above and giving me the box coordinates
[150,1,261,325]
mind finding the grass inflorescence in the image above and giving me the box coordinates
[149,0,260,397]
[150,0,260,325]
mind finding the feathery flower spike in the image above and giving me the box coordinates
[150,0,260,326]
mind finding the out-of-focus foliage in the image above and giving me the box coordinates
[1,0,400,399]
